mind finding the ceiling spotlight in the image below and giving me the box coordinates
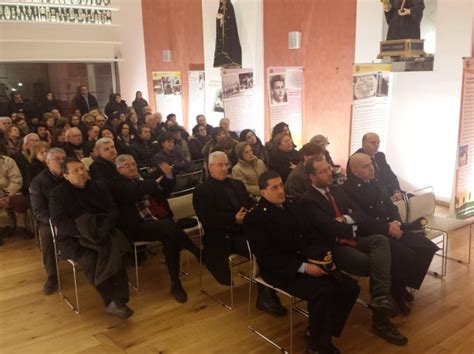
[18,82,23,86]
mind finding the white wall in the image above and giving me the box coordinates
[355,0,473,202]
[201,0,264,139]
[0,0,148,105]
[113,0,148,104]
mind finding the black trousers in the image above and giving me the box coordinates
[73,247,129,307]
[287,272,359,347]
[136,218,199,283]
[203,236,249,286]
[39,223,57,281]
[389,232,438,296]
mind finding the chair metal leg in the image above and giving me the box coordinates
[128,244,140,291]
[72,263,80,314]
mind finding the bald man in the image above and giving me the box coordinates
[345,153,438,315]
[351,132,403,201]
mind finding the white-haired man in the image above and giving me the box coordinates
[193,151,286,316]
[89,137,118,181]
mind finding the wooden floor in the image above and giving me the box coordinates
[1,218,473,353]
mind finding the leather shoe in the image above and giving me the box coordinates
[106,301,134,320]
[369,294,398,316]
[256,295,287,316]
[372,320,408,346]
[171,281,188,303]
[43,278,58,295]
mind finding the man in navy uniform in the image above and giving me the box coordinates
[245,170,359,354]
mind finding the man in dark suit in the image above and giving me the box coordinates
[29,147,66,294]
[350,132,403,201]
[89,137,119,181]
[345,153,438,314]
[49,158,132,320]
[300,156,408,346]
[193,151,286,315]
[112,154,200,303]
[73,85,99,116]
[245,171,359,354]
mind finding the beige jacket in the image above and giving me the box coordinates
[0,155,23,196]
[232,158,267,197]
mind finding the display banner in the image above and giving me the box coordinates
[350,63,392,154]
[221,67,255,133]
[454,58,474,219]
[267,67,303,147]
[152,71,184,125]
[188,71,206,129]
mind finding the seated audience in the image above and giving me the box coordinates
[202,127,226,162]
[112,154,200,302]
[36,124,51,144]
[244,171,360,354]
[169,125,191,162]
[15,118,30,137]
[231,142,267,198]
[285,142,323,198]
[219,117,238,140]
[353,132,404,201]
[26,141,48,185]
[239,129,268,165]
[126,110,139,136]
[51,128,66,149]
[49,158,132,320]
[192,114,213,136]
[6,125,21,156]
[345,153,439,314]
[145,112,165,141]
[63,127,85,159]
[0,117,12,132]
[0,133,27,242]
[131,125,161,168]
[165,114,189,140]
[193,152,286,315]
[265,122,293,153]
[89,138,119,181]
[213,136,237,168]
[268,132,301,182]
[115,122,135,155]
[155,132,191,175]
[30,147,66,294]
[99,127,115,141]
[12,133,40,194]
[188,124,210,160]
[300,156,407,345]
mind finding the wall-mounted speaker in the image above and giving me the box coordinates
[288,31,301,50]
[162,49,172,62]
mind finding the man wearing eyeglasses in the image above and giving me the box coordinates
[300,156,408,346]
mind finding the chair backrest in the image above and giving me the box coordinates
[393,199,408,223]
[246,241,260,278]
[168,191,196,220]
[174,170,203,192]
[407,192,436,223]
